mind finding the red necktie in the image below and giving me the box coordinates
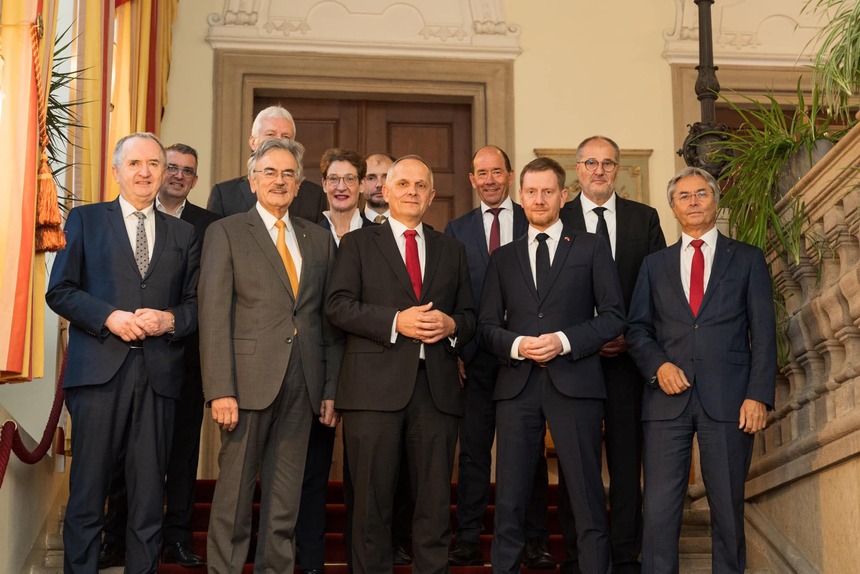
[488,207,502,255]
[404,230,422,299]
[689,239,705,315]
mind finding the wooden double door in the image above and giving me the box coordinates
[254,96,474,230]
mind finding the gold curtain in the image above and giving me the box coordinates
[106,0,179,201]
[0,0,59,382]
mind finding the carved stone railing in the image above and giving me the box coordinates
[696,124,860,571]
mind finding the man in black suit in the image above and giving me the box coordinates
[480,157,625,574]
[207,105,326,222]
[362,153,394,222]
[626,167,776,574]
[47,133,200,573]
[98,143,218,569]
[445,145,553,569]
[557,136,666,574]
[326,156,475,574]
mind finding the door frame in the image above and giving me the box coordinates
[211,50,514,185]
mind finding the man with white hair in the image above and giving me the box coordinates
[207,105,327,222]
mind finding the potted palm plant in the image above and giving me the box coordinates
[805,0,860,121]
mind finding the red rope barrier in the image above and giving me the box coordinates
[0,349,67,489]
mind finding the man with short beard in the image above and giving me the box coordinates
[362,152,394,222]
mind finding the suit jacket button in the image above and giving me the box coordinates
[286,337,292,344]
[538,312,544,318]
[140,283,146,289]
[693,324,698,329]
[413,339,420,344]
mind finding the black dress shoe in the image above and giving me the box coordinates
[162,541,206,568]
[393,543,412,565]
[448,539,483,566]
[522,538,555,569]
[97,541,125,569]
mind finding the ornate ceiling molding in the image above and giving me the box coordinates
[207,0,521,60]
[664,0,825,67]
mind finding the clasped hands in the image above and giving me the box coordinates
[396,302,456,344]
[518,333,563,364]
[105,308,174,341]
[655,361,767,434]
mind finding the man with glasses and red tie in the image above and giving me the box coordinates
[626,167,776,574]
[557,136,665,574]
[199,138,341,574]
[326,156,475,574]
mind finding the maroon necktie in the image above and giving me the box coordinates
[404,230,422,299]
[689,239,705,315]
[488,207,503,255]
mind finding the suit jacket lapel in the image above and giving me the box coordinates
[372,223,419,303]
[698,232,735,316]
[512,203,529,240]
[246,209,296,302]
[292,218,314,306]
[515,237,540,301]
[143,211,168,280]
[422,229,442,302]
[107,199,145,276]
[662,240,690,315]
[539,227,574,302]
[467,208,490,267]
[614,197,632,269]
[566,196,587,232]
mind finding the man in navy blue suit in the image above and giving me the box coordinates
[626,166,776,574]
[480,157,625,574]
[445,146,553,569]
[47,133,200,573]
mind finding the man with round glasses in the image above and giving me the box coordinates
[558,136,666,574]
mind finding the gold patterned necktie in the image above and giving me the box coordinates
[274,220,299,297]
[374,214,387,224]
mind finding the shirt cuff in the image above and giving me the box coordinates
[390,312,399,344]
[511,336,524,359]
[556,331,571,355]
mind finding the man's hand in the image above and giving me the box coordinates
[655,362,691,395]
[105,310,147,342]
[211,397,239,431]
[396,302,456,344]
[134,308,174,337]
[739,399,767,434]
[599,335,627,357]
[319,399,337,428]
[518,334,563,364]
[456,356,467,389]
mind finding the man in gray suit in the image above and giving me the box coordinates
[199,138,342,574]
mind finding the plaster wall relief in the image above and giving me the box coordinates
[207,0,520,59]
[664,0,822,65]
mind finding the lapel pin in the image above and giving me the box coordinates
[563,236,570,242]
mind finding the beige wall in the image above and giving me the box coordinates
[162,0,680,240]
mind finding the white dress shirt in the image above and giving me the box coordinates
[387,217,428,357]
[364,206,390,222]
[118,195,154,264]
[155,197,186,218]
[680,226,718,302]
[510,218,571,358]
[322,209,364,246]
[578,192,617,258]
[481,196,515,248]
[256,203,303,280]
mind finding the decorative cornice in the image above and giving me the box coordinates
[207,0,521,60]
[664,0,823,66]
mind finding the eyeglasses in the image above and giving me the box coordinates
[577,159,619,173]
[166,164,196,177]
[325,174,359,187]
[674,190,712,204]
[253,168,297,181]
